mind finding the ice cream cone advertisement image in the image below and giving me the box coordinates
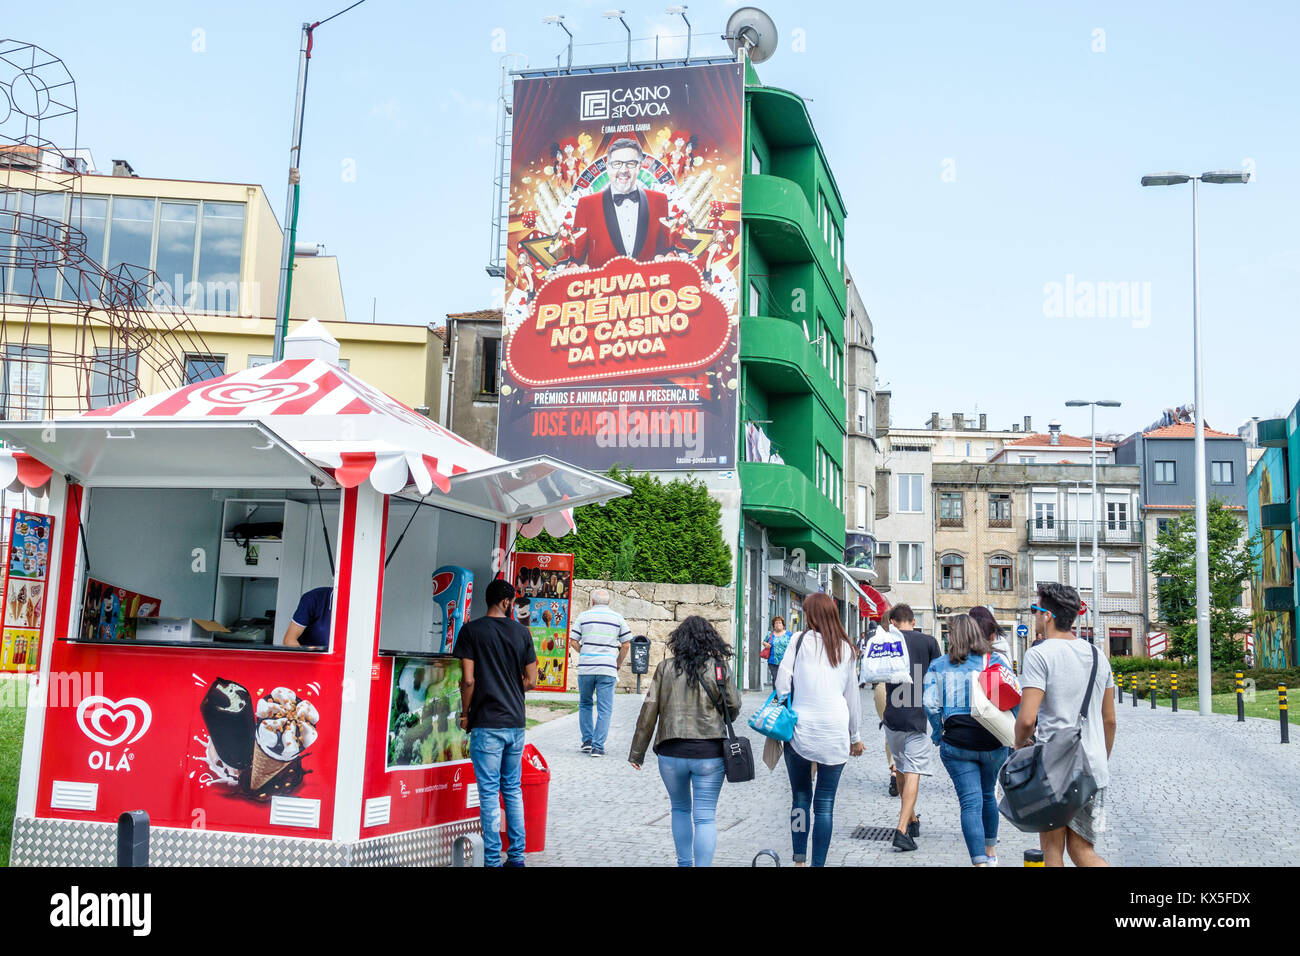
[513,552,573,691]
[386,658,470,769]
[498,63,744,471]
[0,510,53,674]
[196,677,322,801]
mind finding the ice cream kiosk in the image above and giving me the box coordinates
[2,321,626,866]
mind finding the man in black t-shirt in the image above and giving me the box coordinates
[882,604,941,853]
[456,579,538,867]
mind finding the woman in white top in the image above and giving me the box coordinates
[774,592,864,866]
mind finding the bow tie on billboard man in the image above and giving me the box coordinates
[568,138,673,267]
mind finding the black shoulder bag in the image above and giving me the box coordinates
[694,661,755,783]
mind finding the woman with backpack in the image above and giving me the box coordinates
[773,592,864,867]
[922,613,1017,866]
[628,615,742,867]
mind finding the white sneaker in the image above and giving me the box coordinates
[986,855,999,867]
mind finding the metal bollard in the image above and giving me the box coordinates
[116,810,149,868]
[1118,675,1124,704]
[1236,671,1245,723]
[1131,674,1138,707]
[1171,674,1178,712]
[752,849,781,866]
[452,833,484,867]
[1150,674,1157,709]
[1280,685,1289,745]
[1024,849,1044,867]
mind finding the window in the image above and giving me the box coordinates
[856,389,868,433]
[1067,557,1095,591]
[989,493,1012,527]
[1106,558,1133,594]
[1107,501,1128,529]
[64,196,108,301]
[195,202,246,313]
[856,485,868,530]
[89,348,138,411]
[1033,556,1059,586]
[898,474,923,513]
[183,353,225,384]
[985,444,995,460]
[1156,517,1173,538]
[939,492,963,526]
[106,196,156,293]
[1019,455,1037,464]
[154,201,198,307]
[898,543,923,583]
[965,442,972,457]
[750,148,762,175]
[1211,461,1233,484]
[749,281,760,316]
[3,346,49,420]
[1034,501,1056,529]
[478,337,500,396]
[940,554,965,591]
[988,554,1013,591]
[1154,460,1176,484]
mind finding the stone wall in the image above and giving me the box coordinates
[566,579,736,692]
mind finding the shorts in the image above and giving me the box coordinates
[1068,788,1107,844]
[883,728,935,776]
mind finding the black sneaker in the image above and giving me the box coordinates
[908,815,920,838]
[892,829,917,852]
[888,773,899,797]
[581,742,592,754]
[590,747,605,757]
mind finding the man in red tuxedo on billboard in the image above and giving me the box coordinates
[570,138,672,268]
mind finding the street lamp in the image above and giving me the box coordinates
[1065,399,1122,646]
[604,10,631,68]
[1141,168,1250,716]
[1058,478,1085,639]
[543,15,573,73]
[666,5,691,64]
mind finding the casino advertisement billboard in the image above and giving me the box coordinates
[498,63,745,471]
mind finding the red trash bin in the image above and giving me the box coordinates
[499,743,550,853]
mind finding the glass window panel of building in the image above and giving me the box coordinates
[196,202,246,312]
[184,353,226,384]
[89,348,139,410]
[988,554,1013,591]
[940,553,964,590]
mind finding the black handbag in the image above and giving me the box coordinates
[695,662,755,783]
[997,643,1100,832]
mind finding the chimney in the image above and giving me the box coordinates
[929,412,940,430]
[953,412,964,431]
[1012,423,1020,432]
[111,158,137,178]
[1048,420,1062,445]
[979,413,987,431]
[1024,415,1032,433]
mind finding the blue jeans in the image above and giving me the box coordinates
[578,674,616,750]
[783,746,846,867]
[656,755,725,866]
[469,727,526,866]
[939,741,1010,864]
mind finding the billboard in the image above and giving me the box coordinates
[499,63,745,470]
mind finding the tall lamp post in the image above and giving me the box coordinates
[1065,399,1121,646]
[1140,169,1250,715]
[1058,478,1084,638]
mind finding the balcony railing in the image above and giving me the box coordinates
[1027,519,1143,545]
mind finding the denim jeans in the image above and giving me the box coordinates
[939,741,1010,864]
[469,726,526,866]
[783,745,846,867]
[656,755,725,866]
[578,674,616,750]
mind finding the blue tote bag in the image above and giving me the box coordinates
[747,632,806,741]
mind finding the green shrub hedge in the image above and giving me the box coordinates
[1104,660,1300,698]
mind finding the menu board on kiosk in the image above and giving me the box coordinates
[0,509,53,673]
[512,553,573,692]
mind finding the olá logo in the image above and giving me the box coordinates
[76,696,151,772]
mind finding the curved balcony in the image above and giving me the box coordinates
[741,460,844,565]
[740,314,843,424]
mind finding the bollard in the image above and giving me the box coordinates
[1118,675,1124,704]
[1236,671,1245,723]
[116,811,150,868]
[1171,674,1178,712]
[452,833,484,867]
[1024,849,1044,867]
[1131,674,1138,707]
[752,849,781,866]
[1280,685,1289,745]
[1150,674,1157,709]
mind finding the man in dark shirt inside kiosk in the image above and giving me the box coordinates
[282,586,332,649]
[457,579,538,867]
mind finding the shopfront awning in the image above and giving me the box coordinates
[0,352,629,531]
[0,449,53,494]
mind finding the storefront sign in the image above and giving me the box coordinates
[0,509,53,673]
[498,63,745,470]
[512,552,573,692]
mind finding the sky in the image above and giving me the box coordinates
[5,0,1297,439]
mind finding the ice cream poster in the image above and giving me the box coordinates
[0,510,52,674]
[194,677,322,801]
[387,657,470,770]
[512,552,573,692]
[498,63,745,471]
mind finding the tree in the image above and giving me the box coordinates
[1148,498,1257,668]
[515,469,732,586]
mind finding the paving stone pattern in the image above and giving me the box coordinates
[523,687,1300,867]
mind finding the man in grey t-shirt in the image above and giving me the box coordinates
[1014,582,1117,867]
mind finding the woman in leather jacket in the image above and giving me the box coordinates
[629,615,742,867]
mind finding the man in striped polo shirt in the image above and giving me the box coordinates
[569,588,631,756]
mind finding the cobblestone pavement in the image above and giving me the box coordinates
[523,687,1300,866]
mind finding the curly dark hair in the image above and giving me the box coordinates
[667,615,733,677]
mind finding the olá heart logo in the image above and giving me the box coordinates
[76,696,152,747]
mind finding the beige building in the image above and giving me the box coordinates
[431,309,502,455]
[1,160,440,416]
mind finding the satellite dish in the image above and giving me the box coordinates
[724,6,778,64]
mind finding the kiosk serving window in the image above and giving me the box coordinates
[75,486,342,649]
